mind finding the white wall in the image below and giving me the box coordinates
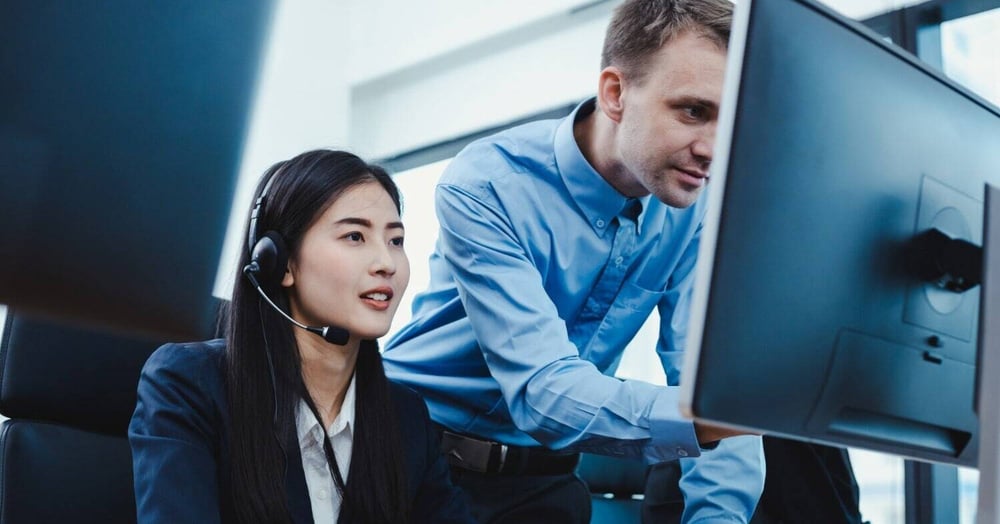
[213,0,352,299]
[344,0,919,159]
[347,0,615,159]
[346,0,595,85]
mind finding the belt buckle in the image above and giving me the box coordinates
[442,431,506,473]
[497,442,509,472]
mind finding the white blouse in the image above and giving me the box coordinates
[295,374,356,523]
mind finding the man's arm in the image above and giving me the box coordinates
[435,179,699,463]
[679,436,766,523]
[654,226,765,523]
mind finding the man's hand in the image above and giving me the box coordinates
[693,421,757,447]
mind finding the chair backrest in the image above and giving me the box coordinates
[0,306,223,524]
[0,420,137,523]
[576,453,647,523]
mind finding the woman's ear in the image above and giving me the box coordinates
[281,261,295,288]
[597,66,626,124]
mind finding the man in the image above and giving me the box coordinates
[383,1,764,522]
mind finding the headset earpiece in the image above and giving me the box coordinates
[249,230,289,286]
[245,165,287,286]
[242,159,350,346]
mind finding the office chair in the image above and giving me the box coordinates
[577,453,648,523]
[0,307,222,524]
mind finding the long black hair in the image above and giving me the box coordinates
[225,149,410,523]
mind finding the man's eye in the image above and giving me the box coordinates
[391,237,405,247]
[685,106,706,119]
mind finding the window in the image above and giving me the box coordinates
[940,6,1000,106]
[386,159,452,342]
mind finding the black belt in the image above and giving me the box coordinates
[440,430,580,476]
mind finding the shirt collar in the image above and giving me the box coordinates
[554,97,647,235]
[296,373,357,447]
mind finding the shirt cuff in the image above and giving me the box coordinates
[645,388,701,463]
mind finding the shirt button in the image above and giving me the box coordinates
[317,488,330,500]
[614,256,624,265]
[595,219,606,228]
[677,448,689,457]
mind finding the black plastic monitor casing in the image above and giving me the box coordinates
[0,1,274,338]
[681,0,1000,467]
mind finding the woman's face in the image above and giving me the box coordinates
[282,180,409,341]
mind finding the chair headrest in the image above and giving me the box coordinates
[0,301,226,435]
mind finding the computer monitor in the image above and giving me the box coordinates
[680,0,1000,467]
[0,1,274,338]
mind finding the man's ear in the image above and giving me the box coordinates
[597,66,626,124]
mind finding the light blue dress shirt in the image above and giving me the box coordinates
[383,98,763,522]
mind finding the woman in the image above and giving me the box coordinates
[129,149,473,523]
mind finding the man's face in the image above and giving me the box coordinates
[615,30,727,208]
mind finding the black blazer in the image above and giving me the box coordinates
[128,339,473,523]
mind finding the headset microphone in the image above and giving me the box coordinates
[243,263,351,345]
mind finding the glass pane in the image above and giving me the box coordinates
[940,7,1000,107]
[614,307,665,384]
[385,159,452,343]
[850,448,905,523]
[959,466,979,524]
[818,0,924,20]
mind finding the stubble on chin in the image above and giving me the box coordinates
[655,182,702,209]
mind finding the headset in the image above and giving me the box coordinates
[243,164,351,499]
[242,166,350,345]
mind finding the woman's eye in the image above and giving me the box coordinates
[346,232,363,242]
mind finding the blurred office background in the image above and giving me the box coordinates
[1,0,997,521]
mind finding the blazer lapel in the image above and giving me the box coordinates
[284,431,314,524]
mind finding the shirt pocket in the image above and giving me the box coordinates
[581,281,665,370]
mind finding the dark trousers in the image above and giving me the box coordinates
[448,466,591,524]
[449,462,685,523]
[642,460,685,524]
[750,437,866,524]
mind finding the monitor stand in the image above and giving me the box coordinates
[976,183,1000,522]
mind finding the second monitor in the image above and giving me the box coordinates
[680,0,1000,467]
